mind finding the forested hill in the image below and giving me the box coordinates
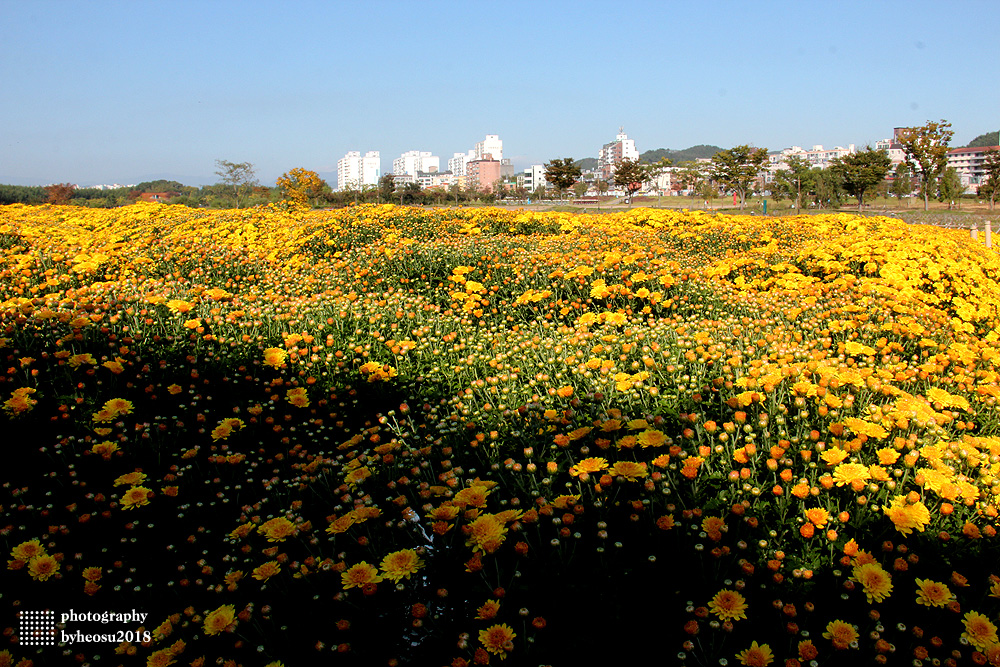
[573,145,723,171]
[639,145,722,163]
[967,131,999,148]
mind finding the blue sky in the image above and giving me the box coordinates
[1,0,998,187]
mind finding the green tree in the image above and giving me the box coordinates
[544,158,581,199]
[976,148,1000,210]
[772,156,815,212]
[695,180,718,205]
[572,181,589,198]
[0,185,47,204]
[895,120,954,211]
[891,163,914,206]
[674,162,705,208]
[214,159,258,209]
[829,147,892,211]
[493,180,510,201]
[276,168,328,206]
[710,145,769,210]
[612,158,651,205]
[936,167,964,209]
[378,174,396,203]
[811,168,844,209]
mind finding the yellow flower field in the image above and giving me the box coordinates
[2,201,1000,666]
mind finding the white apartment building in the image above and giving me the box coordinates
[517,164,549,192]
[337,151,381,190]
[417,171,459,189]
[474,134,503,162]
[769,144,857,171]
[394,151,440,176]
[874,139,907,167]
[597,128,639,180]
[449,150,475,177]
[946,145,1000,191]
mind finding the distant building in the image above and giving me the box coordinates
[874,138,907,166]
[416,171,459,189]
[466,158,502,191]
[337,151,381,190]
[517,165,549,192]
[769,144,856,171]
[449,136,505,179]
[474,134,503,162]
[946,145,1000,191]
[393,151,440,176]
[138,192,179,202]
[449,151,475,177]
[598,128,639,180]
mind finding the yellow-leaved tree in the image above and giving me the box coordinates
[276,168,328,206]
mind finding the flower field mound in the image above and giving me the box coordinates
[2,202,1000,667]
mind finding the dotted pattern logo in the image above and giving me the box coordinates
[18,610,56,646]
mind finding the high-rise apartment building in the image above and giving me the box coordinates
[598,128,639,180]
[337,151,381,190]
[393,151,440,176]
[449,151,475,177]
[474,135,503,162]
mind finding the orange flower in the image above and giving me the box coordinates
[882,495,930,536]
[27,554,60,581]
[252,561,281,581]
[568,457,608,477]
[340,562,381,589]
[915,579,954,607]
[263,347,287,368]
[203,604,236,635]
[962,611,999,651]
[379,549,425,582]
[475,599,500,620]
[804,507,830,528]
[735,641,774,666]
[478,623,515,658]
[702,516,725,541]
[120,486,152,510]
[832,462,870,487]
[823,620,858,649]
[608,460,648,481]
[10,539,44,561]
[708,589,748,621]
[798,639,818,661]
[465,514,507,554]
[853,562,893,603]
[257,517,297,542]
[636,429,667,447]
[285,387,310,407]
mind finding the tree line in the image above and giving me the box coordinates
[545,120,1000,211]
[6,128,999,211]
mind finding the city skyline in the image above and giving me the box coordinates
[2,0,998,187]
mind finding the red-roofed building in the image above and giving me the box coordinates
[946,146,999,191]
[138,192,179,203]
